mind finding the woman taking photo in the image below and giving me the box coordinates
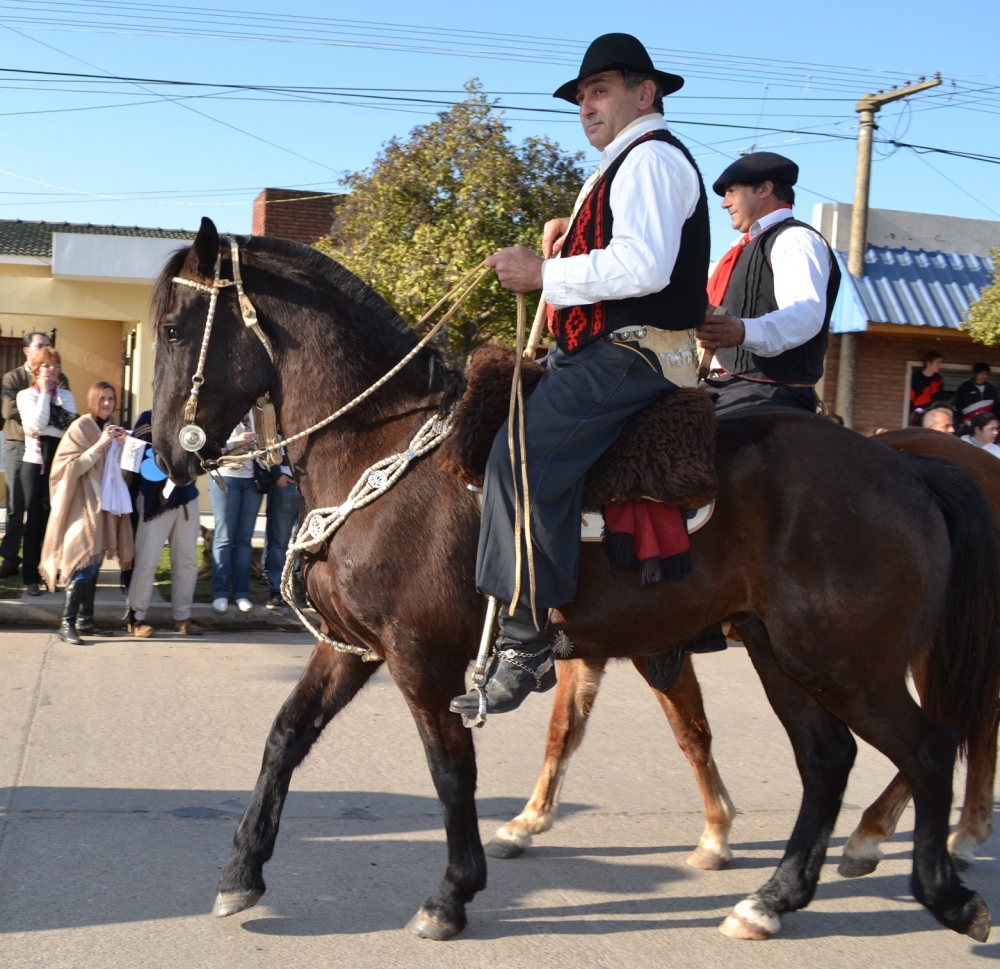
[16,347,77,596]
[41,381,134,644]
[962,411,1000,459]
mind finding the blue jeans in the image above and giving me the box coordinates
[209,476,262,600]
[263,481,300,592]
[72,561,101,585]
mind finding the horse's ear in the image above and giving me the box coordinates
[186,216,219,278]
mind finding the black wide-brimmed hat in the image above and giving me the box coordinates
[553,33,685,104]
[712,152,799,196]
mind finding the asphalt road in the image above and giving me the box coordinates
[1,628,998,968]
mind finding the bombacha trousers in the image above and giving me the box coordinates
[128,497,201,621]
[476,338,677,611]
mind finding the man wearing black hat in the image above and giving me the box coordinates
[450,33,710,720]
[695,152,840,413]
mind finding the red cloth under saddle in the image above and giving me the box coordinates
[603,501,691,584]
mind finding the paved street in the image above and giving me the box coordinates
[1,629,998,969]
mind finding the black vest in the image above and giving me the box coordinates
[548,128,710,354]
[715,218,841,385]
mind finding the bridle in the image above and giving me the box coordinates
[171,238,275,462]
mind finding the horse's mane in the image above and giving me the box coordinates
[150,233,465,413]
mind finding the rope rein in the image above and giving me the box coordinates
[170,245,496,660]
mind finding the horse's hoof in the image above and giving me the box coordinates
[948,831,979,872]
[718,898,780,940]
[485,837,526,859]
[968,908,991,944]
[405,908,462,941]
[212,890,262,917]
[686,846,730,871]
[838,854,880,878]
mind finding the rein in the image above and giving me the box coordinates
[169,241,498,658]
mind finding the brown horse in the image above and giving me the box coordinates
[488,429,1000,878]
[151,219,1000,944]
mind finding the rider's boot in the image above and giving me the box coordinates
[644,625,729,692]
[685,624,729,654]
[58,578,86,645]
[76,574,113,637]
[449,602,556,717]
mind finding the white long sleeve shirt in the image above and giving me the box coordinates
[541,115,701,310]
[727,207,834,358]
[16,385,78,464]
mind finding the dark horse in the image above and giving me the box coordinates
[152,218,1000,943]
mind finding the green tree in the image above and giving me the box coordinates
[316,82,585,361]
[963,245,1000,345]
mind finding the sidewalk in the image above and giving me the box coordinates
[0,509,303,632]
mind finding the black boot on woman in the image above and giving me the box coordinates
[59,579,86,645]
[76,573,113,637]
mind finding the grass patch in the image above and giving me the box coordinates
[154,544,272,604]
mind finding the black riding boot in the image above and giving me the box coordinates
[449,602,556,717]
[59,579,86,645]
[76,574,112,637]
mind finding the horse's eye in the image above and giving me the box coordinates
[165,326,181,343]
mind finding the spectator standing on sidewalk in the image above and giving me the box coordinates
[17,348,77,596]
[953,362,998,433]
[209,413,263,614]
[262,449,299,610]
[909,350,944,423]
[1,332,70,580]
[123,409,205,638]
[40,382,133,644]
[922,404,955,434]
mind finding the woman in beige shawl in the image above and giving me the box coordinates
[41,381,134,644]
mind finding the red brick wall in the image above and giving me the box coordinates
[251,188,342,245]
[823,329,1000,435]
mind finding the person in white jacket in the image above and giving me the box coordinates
[15,347,76,595]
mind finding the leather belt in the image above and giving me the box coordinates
[604,327,699,387]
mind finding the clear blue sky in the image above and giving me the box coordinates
[1,0,998,260]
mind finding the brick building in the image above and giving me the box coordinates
[251,188,342,246]
[809,204,999,434]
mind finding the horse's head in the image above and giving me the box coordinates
[151,217,274,484]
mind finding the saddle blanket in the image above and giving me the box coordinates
[580,502,714,540]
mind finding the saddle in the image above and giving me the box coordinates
[437,345,718,581]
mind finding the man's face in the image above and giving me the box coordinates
[926,358,942,376]
[975,369,990,385]
[576,72,656,151]
[925,410,955,434]
[23,335,52,368]
[722,183,773,233]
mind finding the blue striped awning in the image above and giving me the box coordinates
[830,246,995,334]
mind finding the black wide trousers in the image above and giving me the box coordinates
[476,338,677,611]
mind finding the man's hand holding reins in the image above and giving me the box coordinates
[486,246,544,294]
[695,311,746,351]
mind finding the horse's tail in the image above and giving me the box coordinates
[911,454,1000,763]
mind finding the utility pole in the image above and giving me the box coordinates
[835,74,941,428]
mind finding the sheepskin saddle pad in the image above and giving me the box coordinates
[437,344,718,511]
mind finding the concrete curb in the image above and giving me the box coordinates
[0,596,309,632]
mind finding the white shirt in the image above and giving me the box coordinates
[16,385,78,464]
[964,436,1000,460]
[725,208,833,358]
[541,115,701,309]
[219,412,256,479]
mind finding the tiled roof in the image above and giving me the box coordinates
[832,246,995,333]
[0,219,196,258]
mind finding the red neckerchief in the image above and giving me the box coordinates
[706,205,792,307]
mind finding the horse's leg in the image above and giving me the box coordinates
[214,644,380,917]
[843,650,999,876]
[720,621,857,940]
[839,773,911,878]
[639,655,737,871]
[388,654,487,942]
[948,713,999,870]
[486,657,607,859]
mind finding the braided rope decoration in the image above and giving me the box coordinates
[278,415,453,660]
